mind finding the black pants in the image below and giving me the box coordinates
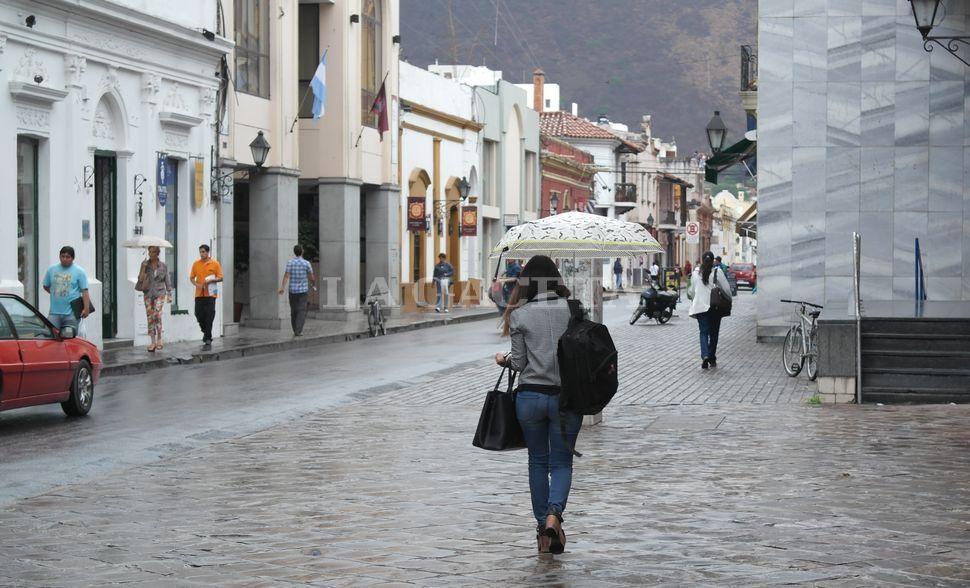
[289,292,308,335]
[194,297,216,342]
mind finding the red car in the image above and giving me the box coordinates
[730,263,757,289]
[0,294,101,416]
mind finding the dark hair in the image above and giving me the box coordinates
[294,244,304,256]
[715,256,722,263]
[199,244,210,253]
[501,255,570,336]
[59,246,75,259]
[438,253,447,259]
[701,251,715,285]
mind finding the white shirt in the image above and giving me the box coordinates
[649,264,660,276]
[687,267,732,317]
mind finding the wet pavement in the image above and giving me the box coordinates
[1,293,968,586]
[102,305,496,377]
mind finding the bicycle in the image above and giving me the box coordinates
[780,299,823,381]
[365,289,388,337]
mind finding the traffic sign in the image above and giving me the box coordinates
[686,221,700,245]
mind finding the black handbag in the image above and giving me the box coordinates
[472,366,526,451]
[70,297,95,320]
[709,268,733,317]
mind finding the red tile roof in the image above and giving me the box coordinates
[539,111,619,141]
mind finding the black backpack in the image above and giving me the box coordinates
[556,301,619,456]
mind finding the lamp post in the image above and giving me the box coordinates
[705,111,727,153]
[550,193,559,215]
[909,0,970,66]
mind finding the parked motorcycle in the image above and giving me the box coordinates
[630,282,678,325]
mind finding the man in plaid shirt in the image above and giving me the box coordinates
[279,245,316,336]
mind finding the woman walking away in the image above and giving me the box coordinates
[494,255,581,555]
[687,251,731,369]
[137,246,172,351]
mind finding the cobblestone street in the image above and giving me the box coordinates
[1,294,968,586]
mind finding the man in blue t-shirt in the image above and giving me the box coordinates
[42,246,91,332]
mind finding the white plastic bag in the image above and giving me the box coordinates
[77,318,88,340]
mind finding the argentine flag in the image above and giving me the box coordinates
[310,53,327,119]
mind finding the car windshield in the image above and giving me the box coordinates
[0,298,54,339]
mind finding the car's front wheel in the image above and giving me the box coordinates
[62,359,94,416]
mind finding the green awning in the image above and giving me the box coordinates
[705,138,756,183]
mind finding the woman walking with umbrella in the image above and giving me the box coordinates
[129,238,173,351]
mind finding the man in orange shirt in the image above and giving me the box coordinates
[189,244,223,347]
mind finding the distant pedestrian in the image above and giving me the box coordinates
[715,255,729,273]
[612,258,623,290]
[495,255,579,555]
[136,246,172,351]
[684,260,693,276]
[687,251,732,370]
[42,245,91,333]
[649,260,660,285]
[189,244,223,347]
[433,253,455,313]
[279,244,316,336]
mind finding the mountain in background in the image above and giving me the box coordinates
[399,0,756,155]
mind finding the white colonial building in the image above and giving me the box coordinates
[0,0,230,348]
[399,61,484,309]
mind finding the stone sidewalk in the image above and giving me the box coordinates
[102,305,497,377]
[368,292,817,407]
[0,401,967,586]
[2,293,968,586]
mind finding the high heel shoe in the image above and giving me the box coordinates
[544,513,566,554]
[536,524,550,553]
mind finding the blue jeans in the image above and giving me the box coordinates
[435,278,450,310]
[49,313,78,332]
[515,391,583,525]
[614,273,622,289]
[695,311,722,360]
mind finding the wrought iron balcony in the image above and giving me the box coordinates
[741,44,758,91]
[614,182,637,204]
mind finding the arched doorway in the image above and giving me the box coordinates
[444,176,462,291]
[407,168,431,284]
[91,94,127,339]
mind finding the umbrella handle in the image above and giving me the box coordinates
[492,247,508,280]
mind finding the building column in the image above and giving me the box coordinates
[364,183,401,308]
[318,177,362,318]
[215,159,236,334]
[247,166,299,329]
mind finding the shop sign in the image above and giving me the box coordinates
[407,197,426,232]
[460,206,478,236]
[193,159,205,208]
[156,155,170,207]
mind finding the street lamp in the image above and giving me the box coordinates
[705,111,727,153]
[646,213,654,227]
[550,193,559,215]
[212,130,272,201]
[908,0,970,67]
[457,176,470,200]
[249,130,271,168]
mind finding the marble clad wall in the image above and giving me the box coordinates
[756,0,970,338]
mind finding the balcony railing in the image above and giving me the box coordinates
[741,44,758,91]
[614,182,637,204]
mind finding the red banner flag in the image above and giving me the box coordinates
[369,79,389,140]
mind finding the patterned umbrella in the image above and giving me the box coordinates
[490,211,662,259]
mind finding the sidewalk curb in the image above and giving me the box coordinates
[102,310,498,378]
